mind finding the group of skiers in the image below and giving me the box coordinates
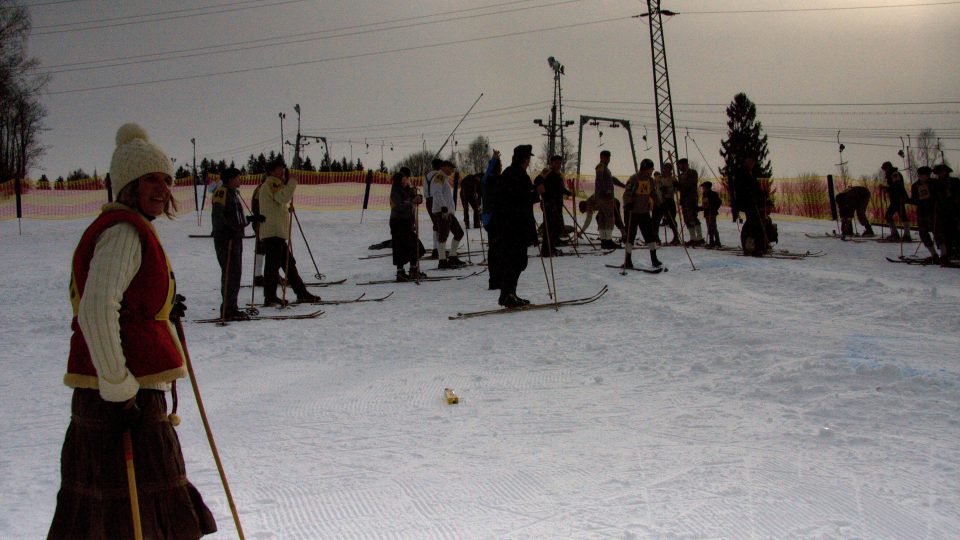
[209,156,320,321]
[830,161,960,263]
[577,152,725,253]
[880,161,959,262]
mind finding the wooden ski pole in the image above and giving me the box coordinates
[281,203,294,306]
[174,319,246,540]
[413,180,422,284]
[621,209,633,276]
[539,196,560,309]
[563,204,597,250]
[667,208,697,271]
[292,207,324,280]
[122,430,144,540]
[218,239,233,325]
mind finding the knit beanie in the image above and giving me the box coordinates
[109,123,173,196]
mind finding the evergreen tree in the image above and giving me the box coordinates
[301,155,316,172]
[66,168,87,182]
[354,158,363,171]
[719,93,772,179]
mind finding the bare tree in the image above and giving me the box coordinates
[0,1,48,182]
[462,136,491,175]
[916,128,939,168]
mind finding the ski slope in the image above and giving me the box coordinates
[2,210,958,539]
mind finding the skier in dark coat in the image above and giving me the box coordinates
[481,150,503,290]
[490,145,539,307]
[699,181,723,247]
[389,167,426,281]
[211,167,254,320]
[933,163,959,261]
[732,154,776,256]
[534,154,572,256]
[907,166,941,260]
[880,161,913,241]
[834,185,875,238]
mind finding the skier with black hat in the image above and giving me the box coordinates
[490,144,539,307]
[933,163,959,260]
[211,167,258,320]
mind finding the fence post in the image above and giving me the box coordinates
[826,174,837,221]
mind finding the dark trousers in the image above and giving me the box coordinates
[500,240,529,297]
[390,216,418,268]
[462,197,481,228]
[626,212,659,264]
[487,234,503,289]
[653,199,679,241]
[541,202,565,255]
[705,214,720,244]
[262,236,309,301]
[214,237,243,312]
[885,200,910,235]
[840,206,874,236]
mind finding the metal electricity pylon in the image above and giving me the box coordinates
[638,1,679,168]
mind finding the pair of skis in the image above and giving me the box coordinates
[449,286,608,320]
[194,309,325,324]
[246,291,394,308]
[805,232,913,244]
[241,278,346,289]
[355,268,486,286]
[886,255,959,267]
[605,263,667,274]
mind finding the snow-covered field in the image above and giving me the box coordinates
[2,210,958,539]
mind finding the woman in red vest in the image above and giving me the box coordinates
[48,124,216,539]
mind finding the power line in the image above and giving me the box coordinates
[40,0,584,74]
[33,0,268,28]
[675,1,960,16]
[47,14,635,95]
[3,0,84,7]
[32,0,311,36]
[567,98,960,107]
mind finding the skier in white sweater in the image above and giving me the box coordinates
[431,160,467,269]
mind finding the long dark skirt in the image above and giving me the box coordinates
[48,389,216,540]
[390,216,419,267]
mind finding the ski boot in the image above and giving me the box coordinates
[622,253,634,269]
[396,269,413,282]
[296,292,321,303]
[498,293,524,308]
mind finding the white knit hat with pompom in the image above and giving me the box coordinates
[109,123,173,196]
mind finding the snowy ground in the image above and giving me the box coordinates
[2,209,959,539]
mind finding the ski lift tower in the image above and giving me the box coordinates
[638,1,679,169]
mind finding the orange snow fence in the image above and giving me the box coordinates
[1,172,913,226]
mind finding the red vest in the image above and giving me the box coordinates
[65,206,186,390]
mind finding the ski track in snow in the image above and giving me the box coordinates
[2,211,959,539]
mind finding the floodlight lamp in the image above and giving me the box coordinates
[548,56,556,69]
[294,104,300,114]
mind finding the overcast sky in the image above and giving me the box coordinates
[24,0,960,180]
